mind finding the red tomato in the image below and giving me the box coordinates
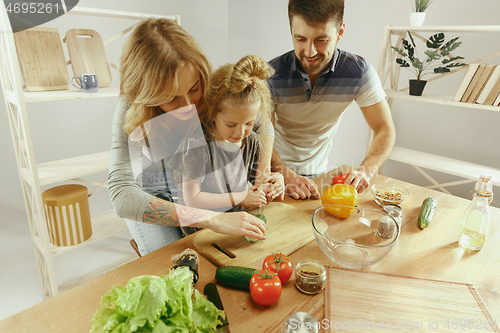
[331,172,350,185]
[249,270,282,306]
[263,253,293,283]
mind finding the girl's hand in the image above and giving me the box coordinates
[263,172,285,201]
[239,183,267,208]
[196,211,266,240]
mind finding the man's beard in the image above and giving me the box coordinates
[298,53,330,75]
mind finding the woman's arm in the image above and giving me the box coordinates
[108,99,156,221]
[143,197,267,240]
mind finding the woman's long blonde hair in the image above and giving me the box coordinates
[199,55,274,139]
[120,18,211,135]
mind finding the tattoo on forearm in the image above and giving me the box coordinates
[143,198,215,227]
[143,198,179,226]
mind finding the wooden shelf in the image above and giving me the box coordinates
[386,90,500,113]
[23,86,120,103]
[33,209,129,257]
[387,25,500,33]
[388,146,500,187]
[68,6,179,21]
[0,3,179,298]
[31,151,110,186]
[377,25,500,195]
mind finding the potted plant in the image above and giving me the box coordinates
[410,0,433,26]
[392,32,466,96]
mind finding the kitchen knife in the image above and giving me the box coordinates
[204,283,230,333]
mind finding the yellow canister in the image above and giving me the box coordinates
[42,184,92,246]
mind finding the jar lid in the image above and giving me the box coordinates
[383,204,402,215]
[42,184,88,206]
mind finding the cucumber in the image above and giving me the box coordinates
[244,213,267,243]
[215,266,257,290]
[418,197,437,229]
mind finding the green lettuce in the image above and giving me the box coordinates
[89,266,225,333]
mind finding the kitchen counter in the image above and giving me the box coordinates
[1,167,499,332]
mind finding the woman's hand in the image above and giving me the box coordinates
[263,172,285,201]
[239,183,267,208]
[195,211,267,240]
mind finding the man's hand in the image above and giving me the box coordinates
[283,171,320,200]
[344,168,372,193]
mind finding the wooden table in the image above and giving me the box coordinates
[1,168,499,333]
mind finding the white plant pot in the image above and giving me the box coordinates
[410,12,426,26]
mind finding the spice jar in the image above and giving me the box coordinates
[383,204,402,227]
[377,214,396,239]
[295,260,326,294]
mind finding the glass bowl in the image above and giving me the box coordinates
[371,183,409,207]
[312,205,399,269]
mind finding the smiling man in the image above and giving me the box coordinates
[268,0,395,199]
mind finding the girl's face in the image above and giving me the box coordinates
[213,99,261,146]
[159,62,203,120]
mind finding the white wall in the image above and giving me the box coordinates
[1,0,499,215]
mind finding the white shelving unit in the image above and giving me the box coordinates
[378,25,500,194]
[0,4,180,298]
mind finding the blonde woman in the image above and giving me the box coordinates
[108,18,279,256]
[168,55,285,234]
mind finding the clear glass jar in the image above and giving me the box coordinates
[377,214,396,239]
[295,260,326,294]
[383,204,402,227]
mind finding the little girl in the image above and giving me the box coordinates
[168,55,283,223]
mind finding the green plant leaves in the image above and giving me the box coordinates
[424,50,440,61]
[392,31,466,80]
[440,38,462,56]
[434,67,451,74]
[402,39,415,60]
[396,58,410,67]
[442,56,465,64]
[427,33,445,48]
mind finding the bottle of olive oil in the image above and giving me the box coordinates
[458,174,493,251]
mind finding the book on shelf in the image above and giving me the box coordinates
[465,64,495,103]
[460,64,486,102]
[452,63,480,102]
[476,65,500,105]
[483,74,500,106]
[494,93,500,106]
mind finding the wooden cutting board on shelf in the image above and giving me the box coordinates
[192,202,316,268]
[13,27,69,92]
[64,29,112,88]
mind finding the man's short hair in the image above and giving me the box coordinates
[288,0,344,28]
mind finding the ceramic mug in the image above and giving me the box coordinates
[71,74,99,93]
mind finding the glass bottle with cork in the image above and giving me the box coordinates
[458,173,494,251]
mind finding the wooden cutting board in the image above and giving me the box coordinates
[325,267,500,333]
[13,27,69,92]
[64,29,112,88]
[192,202,316,268]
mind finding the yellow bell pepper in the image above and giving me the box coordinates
[321,184,358,219]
